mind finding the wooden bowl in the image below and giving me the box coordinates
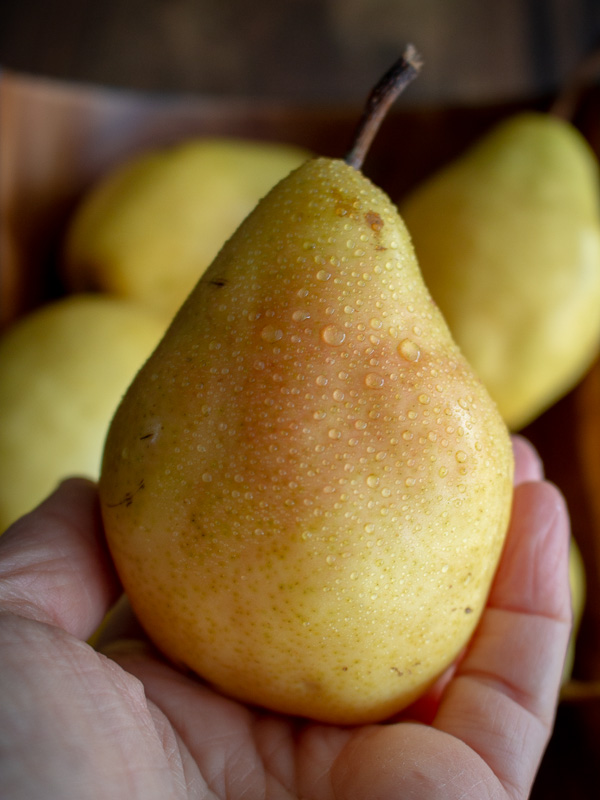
[2,68,600,797]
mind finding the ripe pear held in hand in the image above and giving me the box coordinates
[99,48,514,725]
[400,111,600,430]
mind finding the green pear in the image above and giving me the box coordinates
[400,112,600,430]
[0,295,165,532]
[99,52,514,724]
[63,138,310,318]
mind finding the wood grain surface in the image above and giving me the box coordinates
[0,0,599,104]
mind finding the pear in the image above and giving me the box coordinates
[563,537,586,683]
[99,50,514,725]
[400,112,600,430]
[63,138,310,319]
[0,295,165,532]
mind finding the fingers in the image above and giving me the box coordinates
[433,478,572,798]
[0,478,121,640]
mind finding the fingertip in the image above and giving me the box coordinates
[512,434,544,485]
[2,477,99,541]
[0,475,120,640]
[491,479,571,620]
[50,475,99,506]
[56,475,97,490]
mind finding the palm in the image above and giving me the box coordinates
[14,633,488,799]
[0,436,571,800]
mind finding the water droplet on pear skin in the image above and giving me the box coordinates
[365,373,385,389]
[321,325,346,346]
[292,310,310,322]
[398,339,420,362]
[261,325,283,343]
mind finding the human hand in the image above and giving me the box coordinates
[0,435,571,799]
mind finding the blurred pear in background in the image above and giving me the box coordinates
[0,295,165,532]
[63,138,310,318]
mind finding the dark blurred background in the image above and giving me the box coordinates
[1,0,600,106]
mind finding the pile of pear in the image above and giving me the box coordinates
[2,68,598,720]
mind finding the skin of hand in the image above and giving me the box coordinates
[0,435,572,800]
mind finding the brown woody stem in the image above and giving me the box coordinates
[550,45,600,121]
[345,44,423,171]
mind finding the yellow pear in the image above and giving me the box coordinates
[0,295,165,532]
[63,138,310,318]
[400,112,600,430]
[563,537,586,683]
[99,51,514,724]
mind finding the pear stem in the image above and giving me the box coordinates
[549,44,600,121]
[345,44,423,171]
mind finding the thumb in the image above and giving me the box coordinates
[0,478,120,640]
